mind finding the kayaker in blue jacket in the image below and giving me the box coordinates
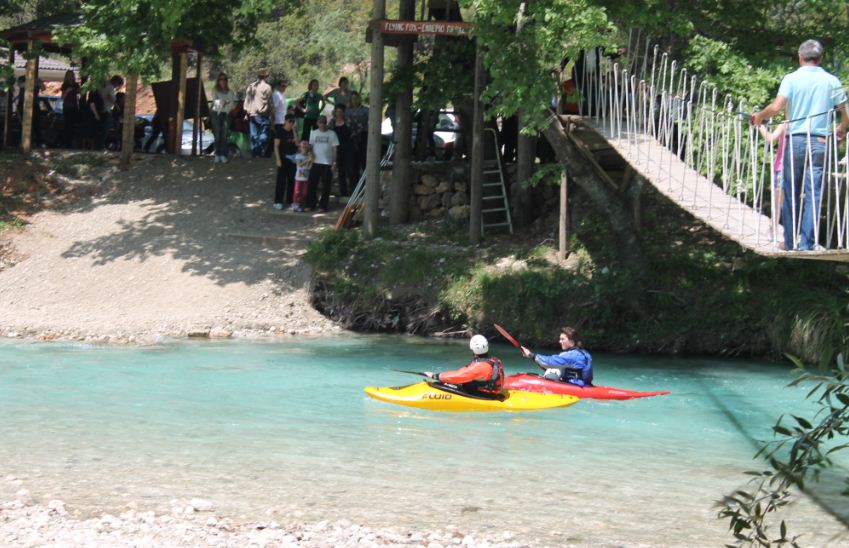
[520,327,593,386]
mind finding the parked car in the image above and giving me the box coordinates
[107,114,152,151]
[382,110,459,159]
[1,95,64,147]
[141,118,215,155]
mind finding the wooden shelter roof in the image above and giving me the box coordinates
[0,13,82,53]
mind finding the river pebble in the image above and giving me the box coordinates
[0,498,533,547]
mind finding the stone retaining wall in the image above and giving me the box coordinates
[374,160,559,225]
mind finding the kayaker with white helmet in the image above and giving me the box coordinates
[520,327,593,387]
[424,335,505,397]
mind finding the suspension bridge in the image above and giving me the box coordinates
[571,35,849,261]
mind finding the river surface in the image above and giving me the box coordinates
[1,337,847,546]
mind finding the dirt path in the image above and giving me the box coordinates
[0,152,341,343]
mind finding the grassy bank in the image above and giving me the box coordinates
[306,183,849,361]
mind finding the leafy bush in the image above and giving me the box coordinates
[718,355,849,547]
[684,35,784,109]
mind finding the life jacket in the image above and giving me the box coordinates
[557,349,593,385]
[463,356,504,394]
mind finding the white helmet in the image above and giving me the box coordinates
[469,334,489,355]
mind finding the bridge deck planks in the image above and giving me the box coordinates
[580,119,849,262]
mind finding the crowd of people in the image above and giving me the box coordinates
[12,66,369,215]
[236,68,370,213]
[13,71,126,150]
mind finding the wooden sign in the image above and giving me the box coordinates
[377,20,471,37]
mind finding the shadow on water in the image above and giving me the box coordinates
[53,156,333,290]
[696,376,849,529]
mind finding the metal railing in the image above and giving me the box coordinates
[573,34,849,253]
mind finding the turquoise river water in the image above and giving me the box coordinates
[1,336,847,547]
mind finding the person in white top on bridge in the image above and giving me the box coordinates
[751,39,849,251]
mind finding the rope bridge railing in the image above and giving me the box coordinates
[573,33,849,254]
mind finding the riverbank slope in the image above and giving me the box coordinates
[0,151,337,343]
[307,178,849,361]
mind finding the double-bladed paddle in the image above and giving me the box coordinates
[389,368,439,382]
[494,323,523,350]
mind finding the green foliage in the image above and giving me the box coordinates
[220,0,372,95]
[305,228,360,272]
[684,36,783,108]
[598,0,849,73]
[412,36,476,111]
[0,215,24,232]
[520,163,562,189]
[718,354,849,547]
[56,0,273,86]
[0,0,80,24]
[462,0,615,126]
[51,153,106,177]
[441,262,592,338]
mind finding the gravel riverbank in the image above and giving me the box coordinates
[1,498,530,548]
[0,152,339,344]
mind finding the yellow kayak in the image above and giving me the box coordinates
[364,382,579,412]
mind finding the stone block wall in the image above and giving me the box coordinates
[378,161,471,223]
[372,160,560,226]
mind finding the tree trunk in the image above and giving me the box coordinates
[390,37,413,225]
[21,41,39,154]
[541,115,647,275]
[514,110,536,227]
[469,43,484,244]
[364,0,386,237]
[119,74,138,170]
[3,47,14,149]
[191,53,202,157]
[169,51,188,155]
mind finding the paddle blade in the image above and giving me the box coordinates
[494,323,522,349]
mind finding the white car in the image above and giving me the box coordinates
[382,110,459,159]
[143,118,215,155]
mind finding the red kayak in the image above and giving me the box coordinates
[503,374,670,400]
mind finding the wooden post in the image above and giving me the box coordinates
[21,40,39,154]
[174,51,187,155]
[3,47,15,149]
[469,42,484,244]
[559,170,569,260]
[556,76,568,260]
[364,0,386,237]
[119,73,138,170]
[192,53,202,156]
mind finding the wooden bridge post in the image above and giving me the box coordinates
[559,170,569,260]
[557,97,569,260]
[364,0,386,237]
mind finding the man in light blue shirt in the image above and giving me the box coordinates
[752,40,849,251]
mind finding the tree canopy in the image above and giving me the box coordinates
[56,0,274,85]
[220,0,373,94]
[461,0,849,122]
